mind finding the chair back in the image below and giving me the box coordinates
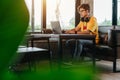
[108,29,114,47]
[108,29,120,58]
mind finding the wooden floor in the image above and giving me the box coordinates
[54,60,120,80]
[11,59,120,80]
[99,73,120,80]
[96,60,120,80]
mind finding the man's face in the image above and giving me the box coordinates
[78,8,89,17]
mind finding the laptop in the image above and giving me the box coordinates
[51,21,62,34]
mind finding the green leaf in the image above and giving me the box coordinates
[0,0,29,78]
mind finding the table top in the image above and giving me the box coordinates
[17,47,48,53]
[30,34,59,38]
[30,33,95,38]
[59,34,96,40]
[27,33,96,42]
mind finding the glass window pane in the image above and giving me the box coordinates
[25,0,32,32]
[34,0,41,32]
[118,0,120,25]
[25,0,41,32]
[94,0,112,26]
[47,0,75,30]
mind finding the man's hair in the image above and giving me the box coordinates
[77,3,90,12]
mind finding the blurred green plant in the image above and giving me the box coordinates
[0,0,29,79]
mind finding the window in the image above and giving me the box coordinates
[94,0,112,26]
[25,0,32,31]
[25,0,41,32]
[47,0,75,30]
[34,0,41,32]
[118,0,120,25]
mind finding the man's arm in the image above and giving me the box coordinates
[65,23,81,34]
[77,30,91,34]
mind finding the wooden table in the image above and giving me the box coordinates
[29,34,59,49]
[58,34,96,69]
[26,34,96,70]
[17,47,48,71]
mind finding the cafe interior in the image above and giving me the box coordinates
[1,0,120,80]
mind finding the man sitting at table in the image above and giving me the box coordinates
[65,3,99,62]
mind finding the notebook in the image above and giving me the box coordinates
[51,21,62,34]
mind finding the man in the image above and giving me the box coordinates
[65,3,99,61]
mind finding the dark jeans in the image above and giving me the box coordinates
[66,39,93,61]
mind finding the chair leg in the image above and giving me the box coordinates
[113,60,116,72]
[113,59,120,72]
[49,51,53,70]
[92,53,96,73]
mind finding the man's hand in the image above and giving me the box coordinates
[65,30,75,34]
[77,30,90,34]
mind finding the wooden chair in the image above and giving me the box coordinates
[93,29,120,72]
[10,35,52,71]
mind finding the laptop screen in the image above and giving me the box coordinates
[51,21,62,34]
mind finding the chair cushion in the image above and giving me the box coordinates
[95,45,115,61]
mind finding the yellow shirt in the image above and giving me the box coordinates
[76,16,99,44]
